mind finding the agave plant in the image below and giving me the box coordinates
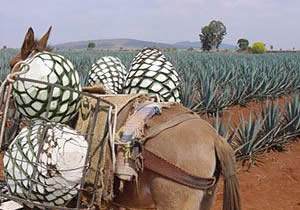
[0,49,15,81]
[233,113,272,170]
[231,80,248,106]
[196,77,233,114]
[281,94,300,139]
[258,99,286,151]
[211,112,236,143]
[179,68,201,110]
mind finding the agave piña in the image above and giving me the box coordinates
[87,56,126,94]
[12,51,81,123]
[4,121,88,206]
[124,48,181,102]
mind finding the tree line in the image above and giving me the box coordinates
[199,20,267,53]
[57,20,277,53]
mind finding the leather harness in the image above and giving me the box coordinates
[143,148,216,190]
[141,113,217,190]
[112,112,218,209]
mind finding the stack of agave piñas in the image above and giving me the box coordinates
[4,51,88,206]
[87,48,181,102]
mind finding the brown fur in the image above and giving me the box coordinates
[112,104,241,210]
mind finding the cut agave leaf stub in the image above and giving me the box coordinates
[3,121,88,206]
[87,56,127,94]
[12,51,82,123]
[124,48,181,102]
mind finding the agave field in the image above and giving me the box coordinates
[0,48,300,168]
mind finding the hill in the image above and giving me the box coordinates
[174,41,237,50]
[55,39,236,50]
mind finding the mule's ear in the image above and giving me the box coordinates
[39,26,52,49]
[21,27,35,60]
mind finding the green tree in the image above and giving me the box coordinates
[199,26,214,51]
[199,20,227,51]
[88,42,96,49]
[251,42,266,53]
[270,45,274,50]
[237,39,249,51]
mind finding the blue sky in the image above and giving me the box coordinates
[0,0,299,49]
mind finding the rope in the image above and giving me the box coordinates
[0,61,30,148]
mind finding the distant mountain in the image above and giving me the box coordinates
[55,39,236,50]
[174,41,201,48]
[175,41,238,50]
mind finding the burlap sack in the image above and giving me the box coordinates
[75,93,149,203]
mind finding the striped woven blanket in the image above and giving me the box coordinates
[119,102,171,144]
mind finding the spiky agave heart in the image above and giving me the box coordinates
[87,56,127,94]
[124,48,181,102]
[12,51,81,123]
[3,121,88,206]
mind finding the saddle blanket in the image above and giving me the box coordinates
[119,102,169,143]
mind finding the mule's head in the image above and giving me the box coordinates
[9,26,52,71]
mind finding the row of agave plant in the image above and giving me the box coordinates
[210,94,300,170]
[0,49,17,82]
[171,53,300,114]
[1,49,300,113]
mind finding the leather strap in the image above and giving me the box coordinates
[143,148,216,190]
[141,112,199,144]
[141,113,216,190]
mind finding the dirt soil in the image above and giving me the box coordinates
[209,97,300,210]
[213,140,300,210]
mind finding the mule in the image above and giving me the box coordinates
[8,27,241,210]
